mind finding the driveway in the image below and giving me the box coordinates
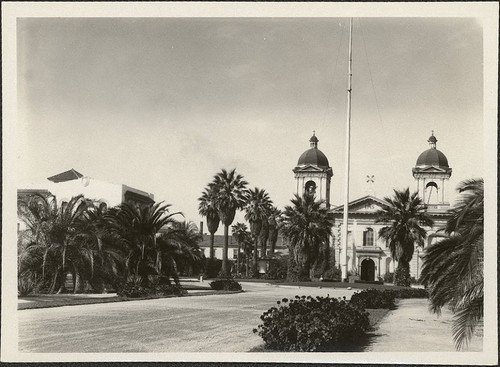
[18,282,355,353]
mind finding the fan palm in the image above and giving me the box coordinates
[244,188,272,275]
[281,194,334,281]
[231,222,249,274]
[211,169,248,277]
[375,188,433,286]
[420,178,483,350]
[198,186,220,260]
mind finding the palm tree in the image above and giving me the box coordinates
[244,188,272,276]
[267,206,282,254]
[107,201,182,281]
[375,188,434,286]
[198,186,220,260]
[17,194,91,293]
[157,221,204,285]
[281,194,334,281]
[73,201,125,292]
[211,169,248,277]
[420,178,483,350]
[231,222,249,275]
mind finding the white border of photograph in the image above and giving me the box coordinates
[2,1,498,364]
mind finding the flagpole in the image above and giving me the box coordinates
[341,17,353,282]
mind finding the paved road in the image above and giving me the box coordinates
[18,282,355,353]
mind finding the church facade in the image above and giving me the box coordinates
[294,132,452,281]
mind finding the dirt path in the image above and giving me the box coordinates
[365,298,483,352]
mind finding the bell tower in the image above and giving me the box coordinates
[412,131,452,209]
[293,132,333,208]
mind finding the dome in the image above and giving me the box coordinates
[415,148,449,168]
[297,148,330,167]
[296,131,330,168]
[415,132,449,168]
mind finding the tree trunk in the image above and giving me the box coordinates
[209,233,215,260]
[49,270,59,294]
[252,236,259,277]
[246,254,250,277]
[297,250,311,281]
[237,242,241,275]
[220,225,230,277]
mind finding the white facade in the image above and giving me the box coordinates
[332,196,450,280]
[20,175,154,207]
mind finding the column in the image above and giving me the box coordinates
[319,176,323,201]
[422,178,426,203]
[378,257,381,277]
[441,178,445,203]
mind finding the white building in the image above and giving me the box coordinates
[17,169,154,232]
[19,168,154,207]
[293,132,452,281]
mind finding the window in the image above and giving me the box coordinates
[363,228,374,246]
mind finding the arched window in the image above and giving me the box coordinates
[363,228,374,246]
[304,180,317,196]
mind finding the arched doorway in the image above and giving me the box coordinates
[360,258,375,281]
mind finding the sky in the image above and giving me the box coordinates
[17,17,484,233]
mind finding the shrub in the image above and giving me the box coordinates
[262,257,288,280]
[392,288,428,299]
[254,295,370,351]
[116,282,149,298]
[349,289,396,309]
[322,267,342,281]
[209,278,242,291]
[383,272,394,283]
[204,258,223,278]
[350,288,428,309]
[116,276,186,298]
[394,265,411,287]
[18,277,38,296]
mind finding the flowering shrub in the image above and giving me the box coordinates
[350,289,396,309]
[209,278,242,291]
[254,295,370,351]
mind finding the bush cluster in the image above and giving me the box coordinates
[392,287,428,299]
[262,257,288,280]
[350,289,396,309]
[209,278,242,291]
[322,267,342,281]
[350,288,429,309]
[204,258,223,278]
[116,278,186,298]
[383,272,394,283]
[254,295,370,352]
[18,278,38,296]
